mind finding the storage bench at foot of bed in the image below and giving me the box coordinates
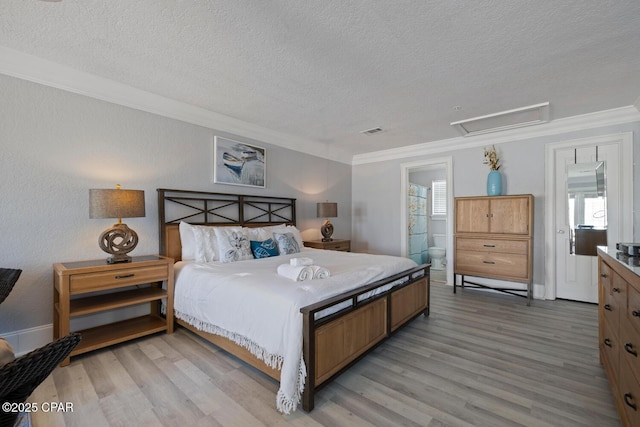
[301,267,430,411]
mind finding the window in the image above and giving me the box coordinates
[432,180,447,216]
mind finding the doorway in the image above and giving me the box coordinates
[400,157,454,285]
[545,133,633,301]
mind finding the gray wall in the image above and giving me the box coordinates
[0,74,351,335]
[353,122,640,289]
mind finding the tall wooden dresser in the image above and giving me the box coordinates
[597,246,640,426]
[453,194,534,305]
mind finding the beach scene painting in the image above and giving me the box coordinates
[214,136,266,188]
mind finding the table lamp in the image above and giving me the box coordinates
[317,202,338,242]
[89,185,145,264]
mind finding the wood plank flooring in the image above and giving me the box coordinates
[30,283,619,426]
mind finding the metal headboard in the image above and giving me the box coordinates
[157,188,296,258]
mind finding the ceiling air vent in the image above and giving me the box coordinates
[450,102,550,136]
[360,127,384,135]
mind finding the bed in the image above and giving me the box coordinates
[157,188,430,413]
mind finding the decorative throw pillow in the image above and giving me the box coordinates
[273,232,301,255]
[192,225,219,263]
[216,228,254,262]
[250,238,279,259]
[0,338,15,366]
[263,225,304,249]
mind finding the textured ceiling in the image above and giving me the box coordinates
[2,0,640,158]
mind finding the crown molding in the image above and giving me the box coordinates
[352,105,640,165]
[0,46,351,164]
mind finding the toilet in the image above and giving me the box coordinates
[429,234,446,270]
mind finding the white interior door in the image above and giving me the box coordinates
[555,143,621,302]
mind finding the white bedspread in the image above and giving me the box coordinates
[173,248,418,414]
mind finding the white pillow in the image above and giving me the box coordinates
[215,227,254,263]
[193,226,219,262]
[179,222,197,261]
[273,232,301,255]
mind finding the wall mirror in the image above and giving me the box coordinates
[567,161,607,255]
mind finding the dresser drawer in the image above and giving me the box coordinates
[619,358,640,427]
[455,250,528,280]
[602,316,620,381]
[628,284,640,336]
[322,241,350,251]
[622,323,640,385]
[70,265,169,293]
[455,237,528,255]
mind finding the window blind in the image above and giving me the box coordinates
[432,180,447,216]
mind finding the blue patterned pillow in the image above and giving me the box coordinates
[273,232,300,255]
[250,238,279,259]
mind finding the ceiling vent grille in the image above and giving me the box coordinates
[451,102,550,136]
[360,127,384,135]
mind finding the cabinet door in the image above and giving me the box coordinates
[455,198,489,233]
[489,196,531,235]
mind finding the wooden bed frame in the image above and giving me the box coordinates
[157,188,430,411]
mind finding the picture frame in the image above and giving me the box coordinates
[213,136,266,188]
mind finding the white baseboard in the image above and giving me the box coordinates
[2,324,53,357]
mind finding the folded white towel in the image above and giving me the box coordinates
[311,265,331,279]
[290,257,313,267]
[277,264,313,281]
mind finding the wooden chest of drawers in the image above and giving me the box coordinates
[453,195,533,304]
[598,247,640,426]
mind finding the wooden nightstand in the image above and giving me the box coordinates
[303,239,351,252]
[53,255,174,366]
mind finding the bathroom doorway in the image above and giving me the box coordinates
[400,157,453,286]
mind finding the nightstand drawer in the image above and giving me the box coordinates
[322,241,350,251]
[70,265,169,293]
[304,239,351,252]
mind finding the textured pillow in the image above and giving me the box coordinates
[192,226,219,263]
[216,228,254,262]
[250,238,279,259]
[263,225,304,248]
[0,338,15,367]
[273,232,301,255]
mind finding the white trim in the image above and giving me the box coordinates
[0,46,352,165]
[400,157,454,286]
[354,106,640,165]
[1,324,54,357]
[544,132,634,300]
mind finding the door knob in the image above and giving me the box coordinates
[557,229,565,234]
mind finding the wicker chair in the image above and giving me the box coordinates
[0,333,81,427]
[0,269,22,305]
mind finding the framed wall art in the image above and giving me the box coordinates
[213,136,266,188]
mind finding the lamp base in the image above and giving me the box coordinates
[106,254,133,264]
[320,219,334,242]
[98,223,139,264]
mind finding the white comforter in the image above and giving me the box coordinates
[173,248,418,413]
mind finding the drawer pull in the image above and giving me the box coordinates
[633,310,640,317]
[613,287,620,293]
[625,343,638,357]
[600,273,608,278]
[604,304,612,311]
[604,338,612,348]
[483,261,496,265]
[115,274,135,279]
[624,393,637,411]
[483,244,496,248]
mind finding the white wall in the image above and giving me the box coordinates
[353,122,640,293]
[0,74,351,342]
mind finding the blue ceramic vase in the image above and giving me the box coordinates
[487,170,502,196]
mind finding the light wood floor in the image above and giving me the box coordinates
[30,284,619,426]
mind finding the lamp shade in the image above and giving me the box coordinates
[89,189,145,219]
[317,202,337,218]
